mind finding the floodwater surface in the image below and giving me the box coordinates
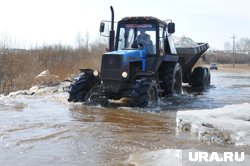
[0,69,250,165]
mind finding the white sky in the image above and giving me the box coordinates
[0,0,249,50]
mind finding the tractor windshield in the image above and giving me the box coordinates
[117,24,156,54]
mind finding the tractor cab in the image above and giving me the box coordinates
[114,17,176,71]
[99,16,177,81]
[115,17,176,56]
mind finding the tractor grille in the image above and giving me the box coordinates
[101,54,123,80]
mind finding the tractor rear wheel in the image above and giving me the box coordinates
[191,67,210,89]
[160,63,183,96]
[68,70,99,102]
[131,78,158,107]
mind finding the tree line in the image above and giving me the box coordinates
[204,37,250,64]
[224,38,250,54]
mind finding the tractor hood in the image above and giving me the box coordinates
[100,49,147,81]
[103,48,146,71]
[103,48,146,62]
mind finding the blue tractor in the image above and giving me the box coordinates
[68,6,210,107]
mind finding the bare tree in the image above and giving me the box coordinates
[224,42,231,57]
[75,32,84,49]
[0,33,13,54]
[83,32,90,51]
[236,38,250,54]
[75,32,91,50]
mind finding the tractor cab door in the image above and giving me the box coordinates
[135,28,157,71]
[135,29,156,55]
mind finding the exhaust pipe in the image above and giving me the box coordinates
[109,6,115,51]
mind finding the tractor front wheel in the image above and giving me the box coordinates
[131,78,158,107]
[68,70,99,102]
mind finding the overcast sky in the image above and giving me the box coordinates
[0,0,249,50]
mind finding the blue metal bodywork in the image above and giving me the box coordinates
[103,48,147,71]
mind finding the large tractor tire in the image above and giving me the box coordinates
[131,78,158,107]
[68,70,99,102]
[191,67,210,89]
[160,63,183,96]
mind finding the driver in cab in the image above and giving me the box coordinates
[136,29,154,54]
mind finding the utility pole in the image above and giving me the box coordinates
[231,34,237,68]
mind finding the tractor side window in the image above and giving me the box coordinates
[118,27,134,50]
[167,34,177,54]
[159,27,164,55]
[118,28,126,49]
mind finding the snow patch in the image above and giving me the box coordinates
[125,149,250,166]
[177,103,250,145]
[0,81,70,101]
[0,81,71,109]
[34,70,60,85]
[125,149,182,166]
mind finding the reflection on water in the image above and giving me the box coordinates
[0,70,250,165]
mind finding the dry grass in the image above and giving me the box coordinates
[217,64,250,73]
[0,44,105,94]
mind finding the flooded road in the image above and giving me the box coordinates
[0,69,250,165]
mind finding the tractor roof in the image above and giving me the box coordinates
[120,16,167,26]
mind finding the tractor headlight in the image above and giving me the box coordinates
[122,72,128,78]
[93,70,99,77]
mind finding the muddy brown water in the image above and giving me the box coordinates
[0,70,250,165]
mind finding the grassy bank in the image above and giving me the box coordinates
[0,44,105,94]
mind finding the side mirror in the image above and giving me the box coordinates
[99,22,105,33]
[168,22,175,34]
